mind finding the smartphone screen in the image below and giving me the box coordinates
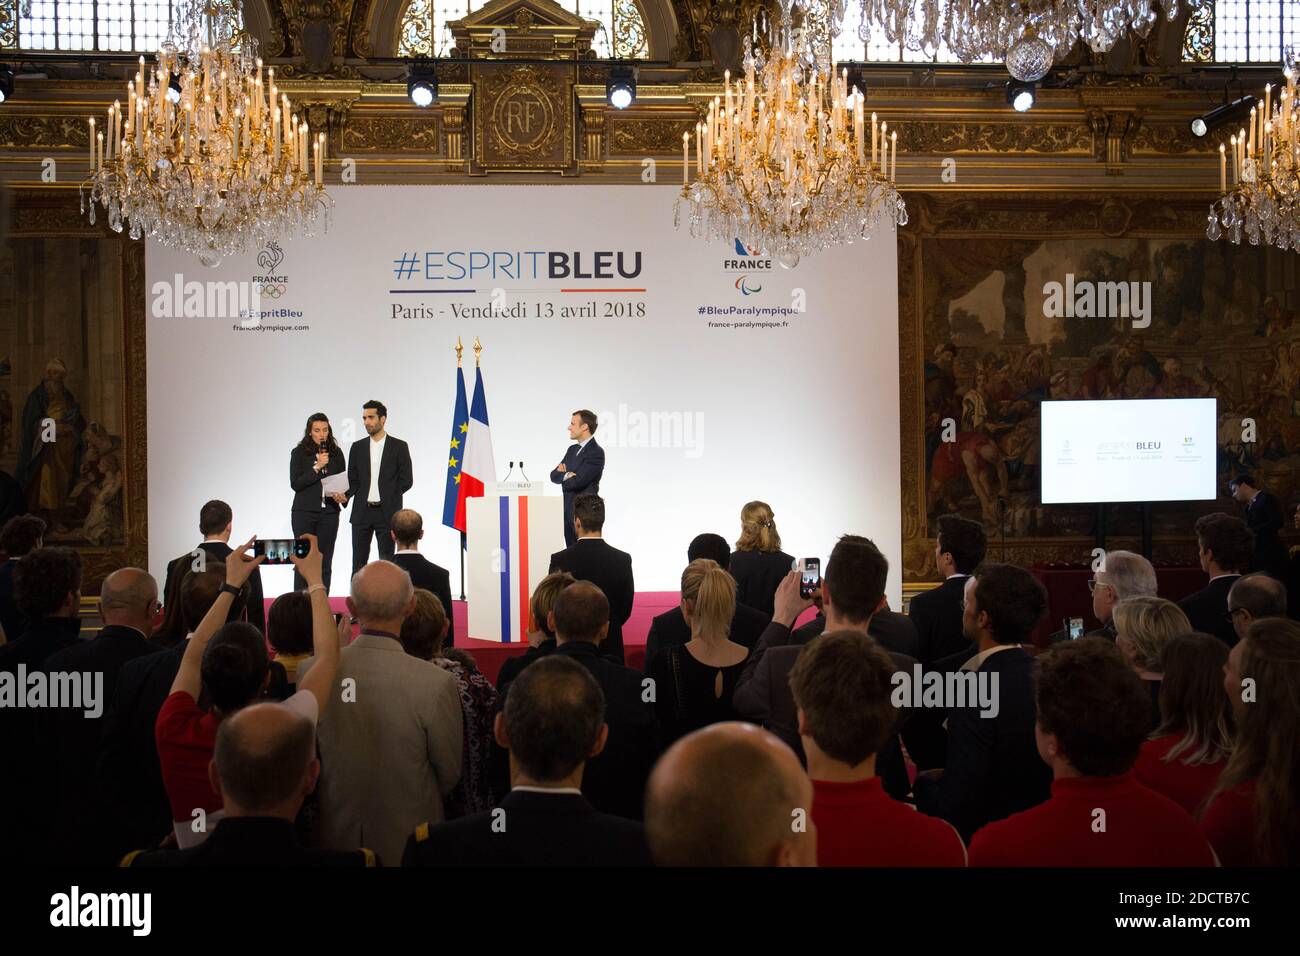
[800,558,821,598]
[254,538,309,565]
[1068,617,1084,640]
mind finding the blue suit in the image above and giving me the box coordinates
[550,438,605,547]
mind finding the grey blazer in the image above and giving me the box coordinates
[300,634,463,865]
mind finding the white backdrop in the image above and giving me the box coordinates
[146,185,901,604]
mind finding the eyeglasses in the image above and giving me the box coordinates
[1087,579,1113,594]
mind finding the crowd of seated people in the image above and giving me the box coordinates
[0,497,1297,868]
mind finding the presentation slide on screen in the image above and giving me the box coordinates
[1040,398,1218,504]
[147,185,901,604]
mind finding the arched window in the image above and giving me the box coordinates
[397,0,648,58]
[0,0,242,52]
[1183,1,1300,63]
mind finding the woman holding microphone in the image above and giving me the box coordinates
[290,412,347,590]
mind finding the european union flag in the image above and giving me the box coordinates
[442,365,469,533]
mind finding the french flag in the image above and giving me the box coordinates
[454,367,496,532]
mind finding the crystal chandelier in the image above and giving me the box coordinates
[676,1,907,267]
[80,0,331,266]
[1207,69,1300,253]
[855,0,1186,75]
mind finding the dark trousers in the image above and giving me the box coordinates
[352,505,395,573]
[562,495,577,548]
[292,508,340,591]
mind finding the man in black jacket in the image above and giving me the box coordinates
[1230,474,1288,580]
[913,562,1052,842]
[389,509,455,646]
[346,400,413,574]
[548,494,634,664]
[125,703,377,867]
[550,409,605,548]
[0,514,46,644]
[405,655,650,865]
[1179,512,1253,647]
[643,532,769,672]
[163,499,265,634]
[910,514,986,666]
[732,537,915,800]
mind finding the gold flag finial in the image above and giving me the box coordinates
[473,337,483,367]
[455,336,463,367]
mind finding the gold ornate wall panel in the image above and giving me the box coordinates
[471,62,576,173]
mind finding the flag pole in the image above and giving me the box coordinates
[456,337,466,600]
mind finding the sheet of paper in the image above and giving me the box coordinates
[322,473,349,495]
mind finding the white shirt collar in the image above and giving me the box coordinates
[576,436,591,451]
[511,785,583,796]
[961,642,1021,672]
[1209,573,1241,582]
[394,548,420,555]
[944,572,968,581]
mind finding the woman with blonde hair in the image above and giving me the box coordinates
[648,559,750,744]
[1201,617,1300,865]
[728,500,794,616]
[1113,595,1192,729]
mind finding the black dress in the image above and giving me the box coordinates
[728,549,795,616]
[650,644,750,745]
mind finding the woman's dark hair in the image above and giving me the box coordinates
[297,413,341,455]
[267,591,314,657]
[1153,632,1234,770]
[201,622,270,714]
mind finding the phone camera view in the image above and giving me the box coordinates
[255,538,310,565]
[799,559,821,598]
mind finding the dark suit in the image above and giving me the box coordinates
[124,817,377,867]
[0,558,24,644]
[521,642,659,820]
[1245,490,1288,579]
[402,789,651,866]
[727,549,795,617]
[391,551,455,646]
[164,541,265,635]
[908,575,970,665]
[347,434,413,573]
[913,646,1052,843]
[1178,574,1242,648]
[549,438,604,548]
[96,642,186,861]
[731,618,915,801]
[495,639,555,698]
[549,538,634,664]
[290,443,347,591]
[37,624,158,865]
[643,601,769,674]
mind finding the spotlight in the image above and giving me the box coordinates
[1006,80,1036,112]
[606,65,636,110]
[1190,94,1254,138]
[165,74,182,104]
[407,64,437,108]
[0,64,16,105]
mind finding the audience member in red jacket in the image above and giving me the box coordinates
[969,638,1215,867]
[1201,618,1300,866]
[1133,633,1233,816]
[790,629,966,867]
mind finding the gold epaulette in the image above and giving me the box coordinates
[414,821,430,843]
[361,848,377,867]
[119,849,145,867]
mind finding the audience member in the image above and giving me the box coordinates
[910,514,986,665]
[727,500,794,616]
[1113,596,1192,728]
[126,704,376,866]
[266,590,315,687]
[548,494,634,663]
[1086,550,1159,640]
[389,509,455,646]
[156,535,337,848]
[300,559,462,865]
[914,562,1052,841]
[1179,513,1253,647]
[790,629,966,866]
[404,656,651,866]
[1227,572,1288,645]
[734,535,916,799]
[648,559,750,744]
[644,533,769,669]
[0,546,83,668]
[968,638,1215,866]
[399,588,499,816]
[1229,474,1288,580]
[0,514,46,643]
[495,570,574,697]
[1201,617,1300,865]
[644,722,816,866]
[1133,633,1233,816]
[38,569,160,864]
[162,499,266,634]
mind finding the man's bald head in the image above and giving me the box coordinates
[349,560,415,628]
[99,567,157,633]
[551,581,610,645]
[645,722,816,867]
[211,703,318,818]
